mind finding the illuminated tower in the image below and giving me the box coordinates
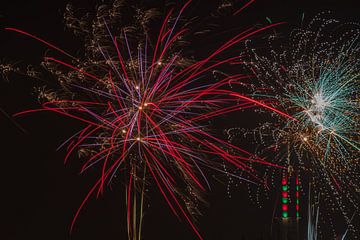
[295,175,300,219]
[281,174,289,219]
[278,171,301,240]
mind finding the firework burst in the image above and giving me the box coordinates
[6,0,284,239]
[228,13,360,238]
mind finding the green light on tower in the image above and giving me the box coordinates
[282,211,288,218]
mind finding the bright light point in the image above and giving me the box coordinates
[136,137,141,141]
[307,91,329,127]
[138,106,143,110]
[122,129,126,133]
[303,137,308,141]
[157,61,162,65]
[313,92,328,108]
[144,103,148,107]
[135,85,139,90]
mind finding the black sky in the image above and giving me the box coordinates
[1,0,359,240]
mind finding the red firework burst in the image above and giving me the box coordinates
[7,1,286,239]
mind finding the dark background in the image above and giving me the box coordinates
[1,1,359,240]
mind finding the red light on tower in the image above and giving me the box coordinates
[282,204,288,211]
[282,191,288,198]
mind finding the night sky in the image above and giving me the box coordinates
[1,1,359,240]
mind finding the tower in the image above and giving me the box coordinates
[277,171,301,240]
